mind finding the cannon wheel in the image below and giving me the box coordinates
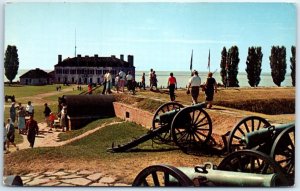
[270,125,295,182]
[171,106,212,153]
[151,102,184,143]
[132,164,194,186]
[227,116,271,153]
[217,149,289,186]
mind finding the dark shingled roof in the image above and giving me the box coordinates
[20,68,50,79]
[54,56,131,67]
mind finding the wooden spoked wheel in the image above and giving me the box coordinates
[151,102,184,143]
[132,164,194,187]
[217,149,289,186]
[171,106,212,153]
[227,116,271,153]
[270,125,295,185]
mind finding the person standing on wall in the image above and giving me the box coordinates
[105,70,112,94]
[141,72,146,90]
[149,68,153,90]
[186,70,201,105]
[204,72,217,109]
[119,70,126,92]
[167,72,177,101]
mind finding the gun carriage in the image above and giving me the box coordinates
[108,102,212,153]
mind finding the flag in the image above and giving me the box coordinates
[208,49,210,72]
[190,49,193,71]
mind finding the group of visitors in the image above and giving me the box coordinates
[4,100,70,152]
[5,101,39,152]
[168,70,217,108]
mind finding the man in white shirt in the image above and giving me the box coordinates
[26,101,34,116]
[187,70,201,105]
[118,70,126,92]
[105,71,112,94]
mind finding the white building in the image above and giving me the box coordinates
[54,54,135,84]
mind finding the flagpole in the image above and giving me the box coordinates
[190,49,193,76]
[208,49,210,73]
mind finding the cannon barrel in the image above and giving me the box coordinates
[243,123,295,148]
[171,163,280,187]
[154,109,180,124]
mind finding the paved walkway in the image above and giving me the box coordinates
[18,169,130,186]
[5,121,131,187]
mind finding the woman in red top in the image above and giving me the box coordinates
[167,72,177,101]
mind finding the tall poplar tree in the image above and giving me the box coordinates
[4,45,19,84]
[269,46,286,87]
[227,46,240,87]
[220,47,227,86]
[290,46,296,87]
[245,47,263,87]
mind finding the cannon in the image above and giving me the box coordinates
[58,95,115,130]
[132,149,290,187]
[226,116,295,184]
[108,102,212,153]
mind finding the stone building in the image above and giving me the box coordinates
[54,54,135,84]
[19,68,51,85]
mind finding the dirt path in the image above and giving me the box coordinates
[15,121,124,151]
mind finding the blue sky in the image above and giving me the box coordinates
[4,2,296,73]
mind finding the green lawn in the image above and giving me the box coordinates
[7,121,178,161]
[4,84,71,98]
[57,117,123,141]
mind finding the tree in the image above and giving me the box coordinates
[245,47,263,87]
[290,46,296,87]
[4,45,19,84]
[220,47,227,86]
[226,46,240,87]
[269,46,286,87]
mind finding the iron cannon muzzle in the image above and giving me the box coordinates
[169,162,280,187]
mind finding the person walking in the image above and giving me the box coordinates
[6,118,19,152]
[88,83,93,94]
[9,102,16,124]
[26,115,39,148]
[187,70,201,105]
[105,70,112,94]
[204,72,218,108]
[26,101,34,117]
[119,70,126,92]
[126,71,135,94]
[59,105,68,132]
[17,105,26,134]
[101,73,107,95]
[115,74,120,93]
[167,72,177,101]
[152,71,158,91]
[141,72,146,90]
[43,103,52,127]
[149,68,153,90]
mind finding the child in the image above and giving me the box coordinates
[48,112,56,131]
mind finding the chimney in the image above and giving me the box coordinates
[94,54,98,58]
[120,54,124,61]
[128,55,134,66]
[58,55,62,63]
[111,55,116,58]
[77,54,81,57]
